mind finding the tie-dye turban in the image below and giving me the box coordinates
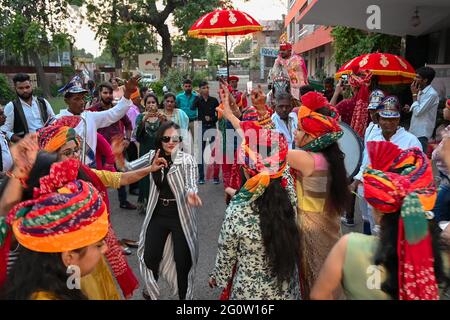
[363,141,439,300]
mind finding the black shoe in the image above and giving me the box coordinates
[120,201,137,210]
[142,290,151,300]
[121,238,138,248]
[213,178,220,185]
[119,241,132,255]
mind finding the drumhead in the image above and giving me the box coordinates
[337,122,364,180]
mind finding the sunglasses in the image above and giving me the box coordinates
[161,136,182,143]
[60,148,81,157]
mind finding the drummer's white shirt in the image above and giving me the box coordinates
[364,122,381,144]
[272,112,298,150]
[354,126,422,181]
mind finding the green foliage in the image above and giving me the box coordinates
[165,68,190,94]
[149,80,164,97]
[62,65,76,83]
[192,70,209,88]
[0,74,15,105]
[234,38,252,54]
[331,26,401,67]
[50,83,60,97]
[85,0,157,69]
[173,36,208,65]
[172,0,228,72]
[94,48,115,66]
[206,44,226,68]
[33,87,44,98]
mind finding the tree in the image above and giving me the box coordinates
[206,44,226,68]
[0,0,76,97]
[171,0,230,75]
[126,0,234,76]
[173,36,208,75]
[94,48,115,66]
[331,26,401,67]
[233,37,252,55]
[85,0,157,72]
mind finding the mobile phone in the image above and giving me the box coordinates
[246,81,253,95]
[340,74,349,85]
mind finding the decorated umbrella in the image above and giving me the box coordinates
[188,9,263,79]
[335,53,416,85]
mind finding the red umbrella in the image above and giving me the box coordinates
[335,53,416,85]
[188,9,263,78]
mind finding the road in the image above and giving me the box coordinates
[109,80,361,300]
[109,178,228,300]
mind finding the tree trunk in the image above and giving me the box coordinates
[110,45,123,74]
[190,56,195,77]
[30,49,50,98]
[156,23,173,77]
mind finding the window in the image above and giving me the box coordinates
[289,20,295,42]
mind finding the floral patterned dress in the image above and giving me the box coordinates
[210,167,301,300]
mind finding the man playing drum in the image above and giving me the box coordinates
[351,96,422,234]
[341,90,384,227]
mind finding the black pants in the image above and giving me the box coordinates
[143,201,192,299]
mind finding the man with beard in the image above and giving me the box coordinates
[54,75,139,172]
[270,42,308,102]
[227,76,247,110]
[1,73,55,142]
[88,82,136,210]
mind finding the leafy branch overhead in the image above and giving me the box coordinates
[331,26,401,66]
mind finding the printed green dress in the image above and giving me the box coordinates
[210,167,301,300]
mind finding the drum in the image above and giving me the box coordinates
[337,122,364,180]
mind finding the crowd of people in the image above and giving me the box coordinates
[0,39,449,301]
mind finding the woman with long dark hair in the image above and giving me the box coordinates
[135,93,166,213]
[124,121,202,300]
[0,157,110,300]
[218,87,351,299]
[208,120,300,299]
[311,141,449,299]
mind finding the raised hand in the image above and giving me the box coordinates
[149,149,168,173]
[10,133,39,179]
[124,75,142,99]
[410,80,420,95]
[251,84,267,114]
[218,83,233,121]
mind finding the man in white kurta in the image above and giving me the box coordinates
[352,96,422,234]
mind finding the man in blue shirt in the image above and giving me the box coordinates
[176,79,198,145]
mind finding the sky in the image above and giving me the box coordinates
[73,0,287,57]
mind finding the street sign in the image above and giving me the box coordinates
[260,47,279,58]
[138,53,162,79]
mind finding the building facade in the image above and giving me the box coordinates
[286,0,337,81]
[251,19,284,82]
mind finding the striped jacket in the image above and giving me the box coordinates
[127,150,199,299]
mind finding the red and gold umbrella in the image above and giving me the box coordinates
[188,9,263,78]
[335,53,416,85]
